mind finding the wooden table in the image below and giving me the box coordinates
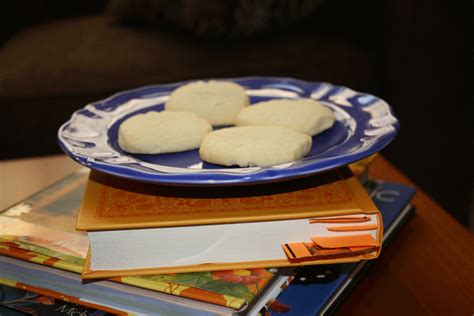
[1,155,473,314]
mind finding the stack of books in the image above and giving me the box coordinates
[0,156,415,315]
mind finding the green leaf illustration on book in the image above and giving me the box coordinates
[200,281,255,302]
[174,272,213,287]
[133,274,176,283]
[132,269,271,303]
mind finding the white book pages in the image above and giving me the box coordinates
[89,213,379,271]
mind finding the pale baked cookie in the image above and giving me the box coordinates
[165,81,249,125]
[118,111,212,154]
[199,126,312,167]
[235,99,335,136]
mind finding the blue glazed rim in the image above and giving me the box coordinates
[58,77,399,186]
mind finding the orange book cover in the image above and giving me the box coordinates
[77,167,379,231]
[78,168,383,279]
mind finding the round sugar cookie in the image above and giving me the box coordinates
[235,99,335,136]
[118,111,212,154]
[199,126,312,167]
[165,81,249,125]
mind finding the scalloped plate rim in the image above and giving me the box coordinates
[57,76,399,186]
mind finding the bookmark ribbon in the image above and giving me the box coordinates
[283,242,352,261]
[326,224,378,232]
[282,234,379,262]
[311,234,379,248]
[308,216,370,224]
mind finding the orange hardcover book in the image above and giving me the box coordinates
[79,168,383,279]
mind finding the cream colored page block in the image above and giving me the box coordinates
[89,214,379,270]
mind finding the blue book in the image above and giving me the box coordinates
[252,180,416,316]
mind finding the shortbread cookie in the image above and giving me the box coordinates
[199,126,312,167]
[165,81,249,125]
[118,111,212,154]
[235,99,335,136]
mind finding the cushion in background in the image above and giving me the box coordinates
[106,0,324,37]
[0,15,377,159]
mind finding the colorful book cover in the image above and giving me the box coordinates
[0,255,232,316]
[0,170,274,311]
[260,180,416,316]
[0,279,114,315]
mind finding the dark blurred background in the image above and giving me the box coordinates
[0,0,471,227]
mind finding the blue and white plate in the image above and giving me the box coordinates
[58,77,398,185]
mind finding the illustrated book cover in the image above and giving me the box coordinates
[0,278,117,315]
[0,170,273,312]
